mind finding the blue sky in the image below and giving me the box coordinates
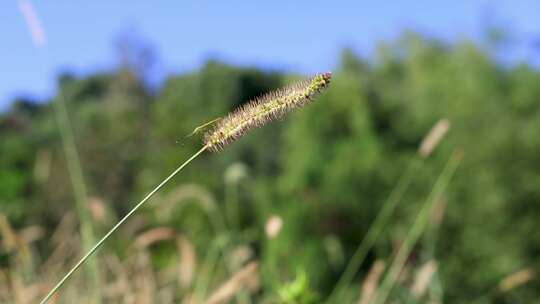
[1,1,539,110]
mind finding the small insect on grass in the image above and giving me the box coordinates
[39,72,332,304]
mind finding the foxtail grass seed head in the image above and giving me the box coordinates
[203,72,332,152]
[418,118,450,158]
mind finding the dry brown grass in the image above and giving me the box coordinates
[0,184,261,304]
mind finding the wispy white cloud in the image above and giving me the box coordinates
[18,0,47,47]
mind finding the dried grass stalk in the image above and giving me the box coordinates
[177,236,197,289]
[358,260,385,304]
[498,268,535,292]
[418,119,450,158]
[205,261,259,304]
[411,260,437,298]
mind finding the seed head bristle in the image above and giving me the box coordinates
[203,72,332,152]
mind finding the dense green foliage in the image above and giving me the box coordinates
[1,33,540,303]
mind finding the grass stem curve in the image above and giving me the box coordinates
[39,145,209,304]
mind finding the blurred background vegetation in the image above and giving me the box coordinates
[1,6,540,303]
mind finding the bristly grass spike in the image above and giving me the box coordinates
[203,72,332,152]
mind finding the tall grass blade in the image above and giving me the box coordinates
[52,89,102,303]
[373,150,461,304]
[18,3,101,301]
[327,160,419,302]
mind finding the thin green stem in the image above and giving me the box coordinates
[39,145,208,304]
[53,89,101,303]
[19,5,102,300]
[373,151,461,304]
[326,160,420,303]
[194,239,223,302]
